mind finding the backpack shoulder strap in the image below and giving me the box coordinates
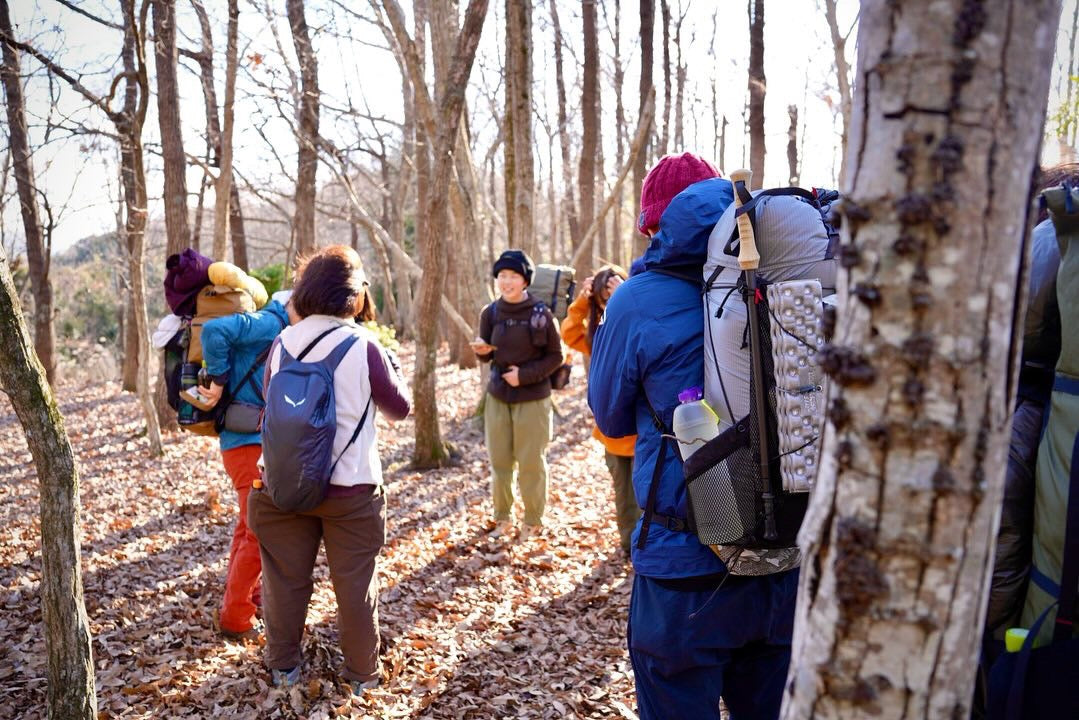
[635,387,686,549]
[327,395,374,479]
[295,326,344,362]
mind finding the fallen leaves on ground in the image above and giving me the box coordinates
[0,343,638,719]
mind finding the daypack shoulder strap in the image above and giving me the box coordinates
[297,325,343,361]
[327,395,374,480]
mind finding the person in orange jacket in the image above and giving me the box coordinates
[562,265,640,554]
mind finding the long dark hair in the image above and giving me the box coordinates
[586,264,628,350]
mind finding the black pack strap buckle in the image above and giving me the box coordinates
[652,512,689,533]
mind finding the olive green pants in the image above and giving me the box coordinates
[484,393,552,526]
[605,452,640,552]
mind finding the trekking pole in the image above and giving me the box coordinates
[730,168,778,541]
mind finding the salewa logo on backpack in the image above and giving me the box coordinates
[261,326,372,513]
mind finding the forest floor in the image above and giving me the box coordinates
[0,344,639,719]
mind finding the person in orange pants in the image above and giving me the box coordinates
[219,444,264,633]
[199,291,291,637]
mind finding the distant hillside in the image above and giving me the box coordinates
[54,232,122,267]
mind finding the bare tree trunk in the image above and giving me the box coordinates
[287,0,319,257]
[634,0,655,252]
[0,239,95,718]
[673,1,686,150]
[150,0,185,432]
[187,0,217,257]
[610,0,626,266]
[658,0,671,155]
[229,181,248,269]
[747,0,765,189]
[782,1,1060,717]
[787,104,798,185]
[710,9,719,164]
[381,0,489,466]
[720,114,728,171]
[822,0,854,184]
[576,0,600,277]
[504,0,534,255]
[152,0,189,256]
[118,0,163,456]
[548,0,579,247]
[212,0,238,260]
[0,0,54,383]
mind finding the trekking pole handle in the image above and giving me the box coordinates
[730,169,760,271]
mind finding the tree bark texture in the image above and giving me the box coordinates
[152,0,189,256]
[611,0,626,266]
[0,241,95,719]
[782,2,1060,718]
[380,0,489,465]
[229,181,247,269]
[633,0,654,225]
[576,0,600,277]
[287,0,319,257]
[213,0,239,261]
[548,0,579,250]
[0,1,55,383]
[118,0,163,456]
[658,0,671,155]
[787,104,798,185]
[747,0,765,189]
[504,0,534,256]
[823,0,853,185]
[414,0,489,465]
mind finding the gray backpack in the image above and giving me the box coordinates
[529,264,576,321]
[692,185,839,575]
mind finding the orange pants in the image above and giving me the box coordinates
[219,444,263,633]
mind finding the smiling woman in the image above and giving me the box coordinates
[473,249,564,542]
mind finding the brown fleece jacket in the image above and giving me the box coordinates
[476,294,564,403]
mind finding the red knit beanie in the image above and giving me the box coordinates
[637,153,721,235]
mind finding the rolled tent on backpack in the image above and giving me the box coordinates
[1023,185,1079,643]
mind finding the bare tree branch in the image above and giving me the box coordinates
[54,0,125,31]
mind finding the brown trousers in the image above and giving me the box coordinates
[247,485,386,683]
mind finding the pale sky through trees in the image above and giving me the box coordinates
[2,0,1073,254]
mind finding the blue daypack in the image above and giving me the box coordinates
[261,326,373,512]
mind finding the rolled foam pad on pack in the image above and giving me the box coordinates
[207,261,268,309]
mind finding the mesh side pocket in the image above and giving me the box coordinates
[684,416,759,546]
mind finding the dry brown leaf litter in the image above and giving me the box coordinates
[0,344,638,719]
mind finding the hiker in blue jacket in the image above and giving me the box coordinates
[588,153,799,720]
[198,291,290,639]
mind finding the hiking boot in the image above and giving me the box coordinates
[271,666,301,688]
[350,678,380,696]
[489,519,514,539]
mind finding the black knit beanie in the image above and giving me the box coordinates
[492,249,534,285]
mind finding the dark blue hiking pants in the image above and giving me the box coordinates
[628,569,799,720]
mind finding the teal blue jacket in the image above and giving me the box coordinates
[201,300,289,450]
